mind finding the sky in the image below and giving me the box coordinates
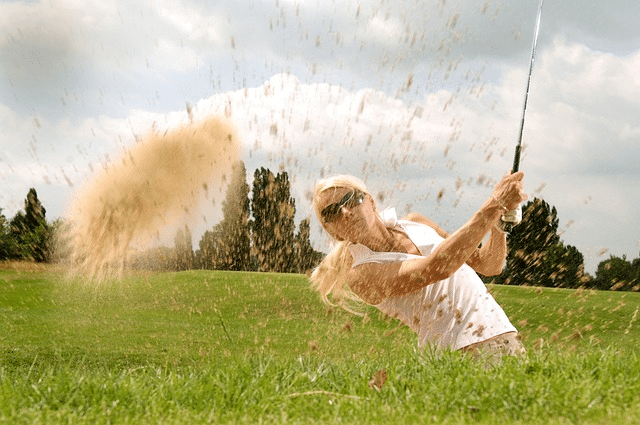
[1,0,639,274]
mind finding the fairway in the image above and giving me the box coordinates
[1,264,639,424]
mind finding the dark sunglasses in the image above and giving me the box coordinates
[321,189,366,223]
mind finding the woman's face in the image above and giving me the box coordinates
[317,187,377,243]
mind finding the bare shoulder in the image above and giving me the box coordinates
[347,262,399,305]
[402,211,429,223]
[401,212,449,238]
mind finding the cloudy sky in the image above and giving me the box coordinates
[1,0,639,273]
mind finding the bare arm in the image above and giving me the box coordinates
[349,172,525,304]
[465,228,508,276]
[404,211,507,277]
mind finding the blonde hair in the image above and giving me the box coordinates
[309,175,371,313]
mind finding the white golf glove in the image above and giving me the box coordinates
[496,205,522,233]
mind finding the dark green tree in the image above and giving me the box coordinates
[543,242,586,288]
[0,209,13,260]
[496,198,561,286]
[9,188,50,262]
[210,161,252,271]
[632,256,640,291]
[250,167,296,273]
[25,188,46,230]
[273,171,297,272]
[594,255,635,291]
[293,218,323,274]
[9,211,27,258]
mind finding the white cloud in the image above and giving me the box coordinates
[364,14,406,45]
[521,38,640,176]
[0,0,230,117]
[1,0,640,274]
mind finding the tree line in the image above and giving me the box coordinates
[2,169,639,291]
[490,197,640,292]
[128,162,325,274]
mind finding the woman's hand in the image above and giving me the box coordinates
[490,171,527,211]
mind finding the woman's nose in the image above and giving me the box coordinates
[340,205,353,217]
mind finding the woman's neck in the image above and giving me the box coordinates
[363,223,400,253]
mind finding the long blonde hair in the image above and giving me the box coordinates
[309,175,370,313]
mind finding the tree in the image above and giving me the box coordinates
[496,198,561,286]
[250,167,296,272]
[24,188,46,231]
[9,188,50,262]
[174,225,194,271]
[495,198,590,289]
[8,211,27,259]
[543,242,586,288]
[210,161,252,271]
[197,229,217,270]
[129,246,175,271]
[632,256,640,291]
[46,218,68,263]
[0,209,13,260]
[593,255,635,291]
[272,171,297,272]
[293,218,323,274]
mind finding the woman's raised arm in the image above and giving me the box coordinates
[348,172,526,304]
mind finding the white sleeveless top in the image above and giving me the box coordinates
[348,208,517,351]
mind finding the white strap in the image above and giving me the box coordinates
[349,244,424,268]
[380,207,398,227]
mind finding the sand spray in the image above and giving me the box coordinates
[58,116,241,281]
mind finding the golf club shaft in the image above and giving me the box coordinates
[512,0,544,173]
[503,0,544,230]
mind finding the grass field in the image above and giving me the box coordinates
[1,262,639,424]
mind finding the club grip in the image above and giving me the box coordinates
[512,145,521,173]
[499,204,522,233]
[501,206,522,224]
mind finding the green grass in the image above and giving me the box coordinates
[1,264,639,424]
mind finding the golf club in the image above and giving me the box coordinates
[501,0,545,232]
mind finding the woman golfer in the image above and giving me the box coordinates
[310,172,527,361]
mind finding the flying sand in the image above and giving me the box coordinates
[60,116,241,281]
